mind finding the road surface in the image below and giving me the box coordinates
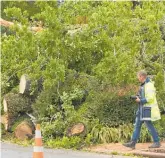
[1,142,133,158]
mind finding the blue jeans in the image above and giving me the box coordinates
[131,110,159,143]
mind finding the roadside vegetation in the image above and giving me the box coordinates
[1,1,165,150]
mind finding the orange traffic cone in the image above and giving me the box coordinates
[33,124,44,158]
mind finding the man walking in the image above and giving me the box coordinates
[123,70,161,149]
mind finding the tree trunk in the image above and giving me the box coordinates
[19,74,31,95]
[3,93,32,118]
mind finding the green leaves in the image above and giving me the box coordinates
[4,7,29,25]
[2,1,165,146]
[43,58,65,89]
[91,123,133,143]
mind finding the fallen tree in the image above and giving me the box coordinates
[3,93,32,117]
[2,93,32,131]
[0,18,43,32]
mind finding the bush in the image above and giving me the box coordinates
[79,88,137,127]
[32,70,99,120]
[41,116,65,141]
[32,86,60,119]
[90,123,133,144]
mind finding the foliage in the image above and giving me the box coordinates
[1,1,165,148]
[154,115,165,141]
[157,90,165,111]
[32,71,89,120]
[90,122,162,144]
[0,123,5,136]
[2,1,165,91]
[11,114,34,132]
[90,123,133,144]
[1,132,33,146]
[79,86,137,127]
[32,85,60,119]
[41,117,65,141]
[46,136,83,149]
[139,124,152,143]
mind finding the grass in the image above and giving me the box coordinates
[1,132,33,147]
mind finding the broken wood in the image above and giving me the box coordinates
[0,18,43,32]
[19,74,31,95]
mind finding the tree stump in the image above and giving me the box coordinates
[67,123,86,137]
[14,121,34,140]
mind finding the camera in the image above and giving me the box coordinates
[130,95,138,100]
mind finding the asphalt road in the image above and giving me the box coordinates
[1,142,134,158]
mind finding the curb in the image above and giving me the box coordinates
[133,151,165,158]
[86,143,165,158]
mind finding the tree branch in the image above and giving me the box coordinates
[0,18,43,32]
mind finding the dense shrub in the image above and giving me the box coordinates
[32,70,100,120]
[32,86,60,119]
[79,87,137,127]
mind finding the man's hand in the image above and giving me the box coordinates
[135,97,140,103]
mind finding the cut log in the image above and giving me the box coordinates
[3,97,8,113]
[3,93,32,118]
[14,121,34,140]
[0,18,14,27]
[19,74,31,95]
[0,18,43,32]
[67,123,86,137]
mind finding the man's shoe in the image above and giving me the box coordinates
[149,142,161,148]
[122,141,136,149]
